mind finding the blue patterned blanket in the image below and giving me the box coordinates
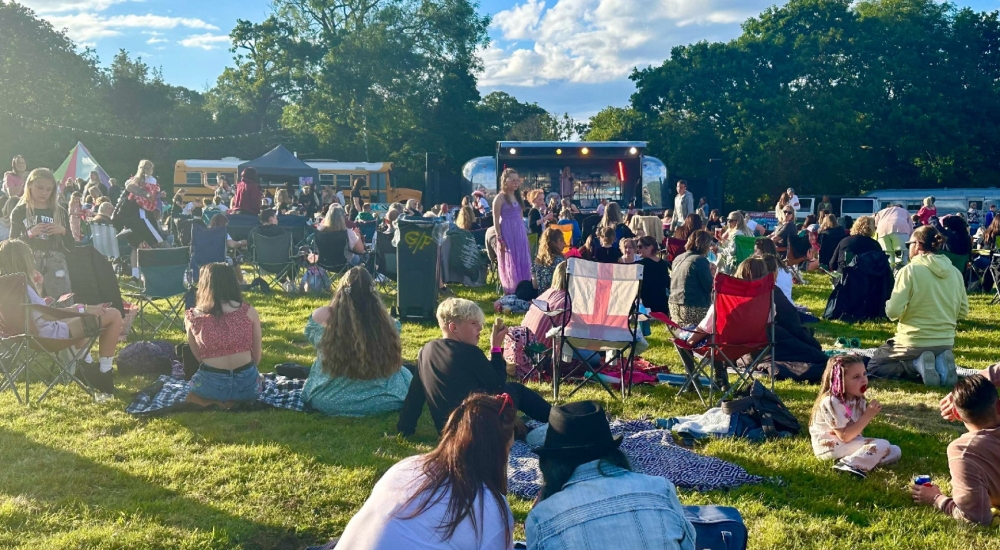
[126,374,306,415]
[508,419,772,499]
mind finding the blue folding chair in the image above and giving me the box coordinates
[190,224,228,282]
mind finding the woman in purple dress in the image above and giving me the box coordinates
[492,168,531,293]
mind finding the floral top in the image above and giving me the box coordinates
[531,256,565,291]
[131,176,160,212]
[809,394,868,458]
[301,317,412,417]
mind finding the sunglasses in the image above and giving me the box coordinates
[783,210,794,215]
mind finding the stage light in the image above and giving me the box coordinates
[581,147,589,155]
[629,147,637,155]
[618,161,625,182]
[509,148,517,155]
[556,148,562,155]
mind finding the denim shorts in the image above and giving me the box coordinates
[189,363,261,402]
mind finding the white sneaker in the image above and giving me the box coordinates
[937,350,958,387]
[913,351,939,386]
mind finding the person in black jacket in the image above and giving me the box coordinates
[397,298,551,436]
[829,216,883,272]
[817,214,848,268]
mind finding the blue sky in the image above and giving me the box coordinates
[21,0,1000,120]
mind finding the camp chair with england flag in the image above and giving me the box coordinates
[653,272,776,407]
[545,258,643,400]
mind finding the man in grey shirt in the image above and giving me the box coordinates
[672,180,694,230]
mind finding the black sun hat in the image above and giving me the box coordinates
[532,401,623,461]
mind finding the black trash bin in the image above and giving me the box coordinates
[395,219,443,320]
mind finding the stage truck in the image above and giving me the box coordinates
[462,141,668,211]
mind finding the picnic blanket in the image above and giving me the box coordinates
[126,374,307,415]
[507,419,771,499]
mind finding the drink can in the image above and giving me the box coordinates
[914,475,932,486]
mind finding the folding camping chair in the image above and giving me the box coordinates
[0,273,104,404]
[313,230,354,284]
[655,272,776,406]
[277,214,312,248]
[190,224,227,283]
[226,214,260,242]
[249,230,296,290]
[373,230,398,296]
[548,258,644,400]
[941,250,973,290]
[990,249,1000,305]
[733,235,758,266]
[357,220,379,248]
[124,247,190,340]
[552,223,575,252]
[89,222,120,261]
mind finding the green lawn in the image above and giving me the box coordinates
[1,273,999,549]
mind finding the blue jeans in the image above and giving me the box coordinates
[189,363,261,402]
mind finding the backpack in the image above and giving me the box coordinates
[683,506,748,550]
[721,380,802,438]
[299,266,331,294]
[118,341,176,375]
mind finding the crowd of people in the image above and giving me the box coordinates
[2,153,999,547]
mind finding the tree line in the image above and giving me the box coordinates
[3,0,999,208]
[587,0,1000,209]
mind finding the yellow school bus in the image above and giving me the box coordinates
[173,158,421,207]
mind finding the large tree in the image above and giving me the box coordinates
[623,0,1000,209]
[264,0,491,186]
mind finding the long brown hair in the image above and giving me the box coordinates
[984,215,1000,248]
[0,239,40,293]
[600,202,624,229]
[400,393,515,543]
[20,168,66,229]
[536,227,565,266]
[673,213,702,241]
[317,267,402,379]
[195,262,244,317]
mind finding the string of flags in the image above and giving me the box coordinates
[3,111,267,142]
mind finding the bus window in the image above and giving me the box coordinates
[186,172,203,185]
[372,172,386,203]
[320,174,334,186]
[336,174,351,189]
[207,172,236,186]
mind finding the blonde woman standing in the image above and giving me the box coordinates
[492,168,531,293]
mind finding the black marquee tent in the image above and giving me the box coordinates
[238,144,319,185]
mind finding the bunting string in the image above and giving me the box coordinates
[3,111,267,141]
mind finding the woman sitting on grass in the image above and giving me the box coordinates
[335,393,515,549]
[184,263,263,407]
[866,225,968,387]
[531,227,565,290]
[810,354,900,479]
[0,239,122,395]
[302,266,412,417]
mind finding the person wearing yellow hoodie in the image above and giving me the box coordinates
[868,225,969,386]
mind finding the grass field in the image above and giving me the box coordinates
[1,273,1000,549]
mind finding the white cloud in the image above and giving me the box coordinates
[482,0,775,87]
[42,12,219,42]
[178,33,230,51]
[146,37,168,44]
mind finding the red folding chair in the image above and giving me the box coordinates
[652,272,776,406]
[665,237,686,263]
